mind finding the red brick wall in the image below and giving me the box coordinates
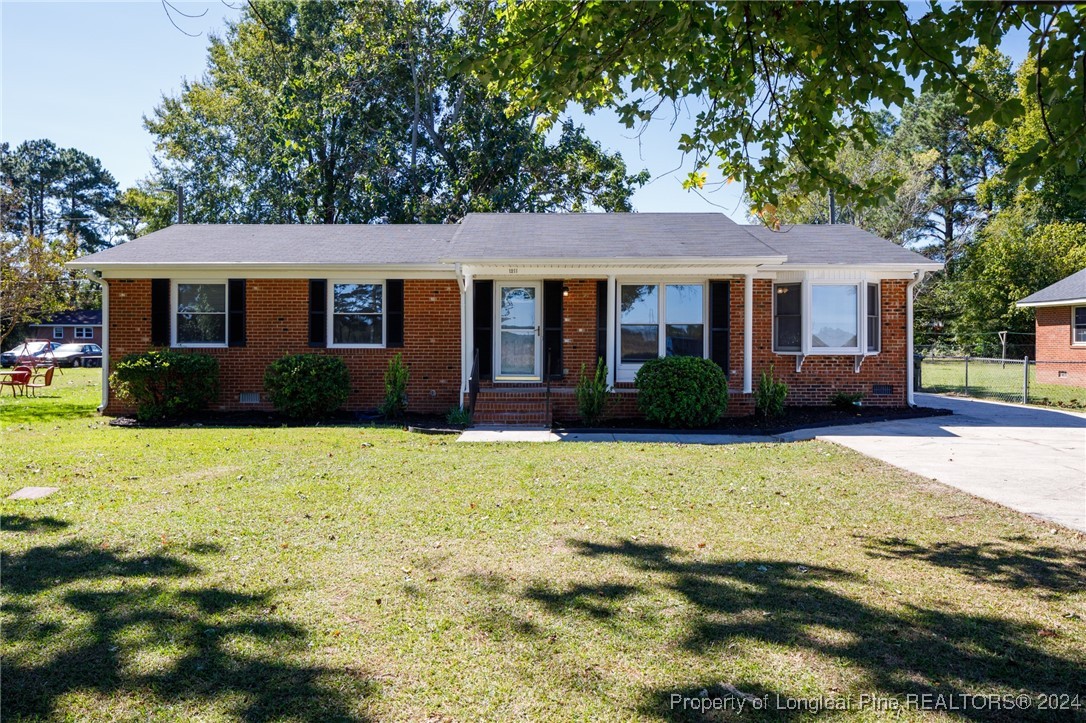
[1035,305,1086,385]
[104,278,460,415]
[28,326,103,345]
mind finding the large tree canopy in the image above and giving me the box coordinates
[485,1,1085,214]
[0,139,120,253]
[144,0,647,227]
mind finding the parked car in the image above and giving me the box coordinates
[52,343,103,368]
[0,341,60,367]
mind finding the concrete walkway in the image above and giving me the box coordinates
[780,394,1086,533]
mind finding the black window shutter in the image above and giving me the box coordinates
[709,280,730,376]
[227,279,246,347]
[543,280,564,379]
[308,279,327,347]
[150,278,170,346]
[473,280,493,380]
[386,279,405,348]
[596,280,608,370]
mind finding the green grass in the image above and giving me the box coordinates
[3,370,1085,721]
[919,358,1086,409]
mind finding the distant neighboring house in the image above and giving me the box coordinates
[27,310,103,345]
[1017,268,1086,386]
[68,213,940,422]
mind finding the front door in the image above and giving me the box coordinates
[496,283,541,381]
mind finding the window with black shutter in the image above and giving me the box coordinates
[709,280,730,376]
[473,280,493,379]
[227,279,246,347]
[150,278,170,346]
[542,280,564,379]
[386,279,405,348]
[308,279,327,347]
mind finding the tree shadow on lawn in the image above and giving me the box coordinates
[2,539,372,722]
[492,539,1085,722]
[866,536,1086,600]
[2,513,70,532]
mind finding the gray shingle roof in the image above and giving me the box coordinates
[69,214,941,270]
[744,224,940,267]
[29,310,103,326]
[445,213,782,261]
[71,224,458,266]
[1017,268,1086,306]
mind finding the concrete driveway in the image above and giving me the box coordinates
[780,394,1086,533]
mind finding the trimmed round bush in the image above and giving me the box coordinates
[634,356,728,428]
[110,350,219,423]
[264,354,350,419]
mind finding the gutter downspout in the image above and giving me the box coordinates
[906,270,927,406]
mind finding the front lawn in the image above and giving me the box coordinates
[3,370,1085,721]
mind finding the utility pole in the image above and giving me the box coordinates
[828,188,836,224]
[177,185,184,224]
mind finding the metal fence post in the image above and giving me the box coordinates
[964,355,969,395]
[1022,355,1029,404]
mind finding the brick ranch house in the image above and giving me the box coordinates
[1017,267,1086,387]
[27,310,103,345]
[69,213,941,424]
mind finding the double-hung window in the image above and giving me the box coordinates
[52,327,64,340]
[1074,307,1086,345]
[619,282,705,366]
[866,283,880,352]
[175,282,227,346]
[331,282,384,346]
[773,283,802,352]
[75,327,94,340]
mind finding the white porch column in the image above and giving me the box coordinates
[100,277,109,413]
[743,273,754,394]
[460,272,474,405]
[605,275,616,387]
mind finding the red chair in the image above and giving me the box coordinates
[26,366,56,397]
[1,366,32,397]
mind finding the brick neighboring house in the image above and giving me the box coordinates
[68,213,941,423]
[28,310,103,345]
[1017,267,1086,386]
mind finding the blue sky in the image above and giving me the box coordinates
[1,2,1031,224]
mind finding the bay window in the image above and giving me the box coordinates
[619,282,706,366]
[331,282,384,346]
[175,282,227,346]
[773,280,882,355]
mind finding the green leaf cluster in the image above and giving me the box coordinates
[264,353,351,420]
[634,356,728,428]
[111,350,221,423]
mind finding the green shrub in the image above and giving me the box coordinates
[754,366,788,418]
[263,354,350,419]
[379,353,410,420]
[634,356,728,428]
[575,357,610,425]
[445,405,472,427]
[110,350,219,423]
[830,391,864,410]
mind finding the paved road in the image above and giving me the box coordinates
[780,394,1086,533]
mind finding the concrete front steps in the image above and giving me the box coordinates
[471,387,551,427]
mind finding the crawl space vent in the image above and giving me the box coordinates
[239,392,261,404]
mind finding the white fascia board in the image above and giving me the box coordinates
[1016,298,1086,308]
[71,263,455,280]
[443,255,788,267]
[458,263,772,279]
[779,262,943,274]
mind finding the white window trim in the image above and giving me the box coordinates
[1073,305,1086,347]
[616,280,709,383]
[172,280,229,348]
[74,327,94,339]
[773,279,882,357]
[52,327,64,339]
[328,280,386,349]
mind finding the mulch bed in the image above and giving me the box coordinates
[557,405,952,436]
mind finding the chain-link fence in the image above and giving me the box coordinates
[916,355,1086,410]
